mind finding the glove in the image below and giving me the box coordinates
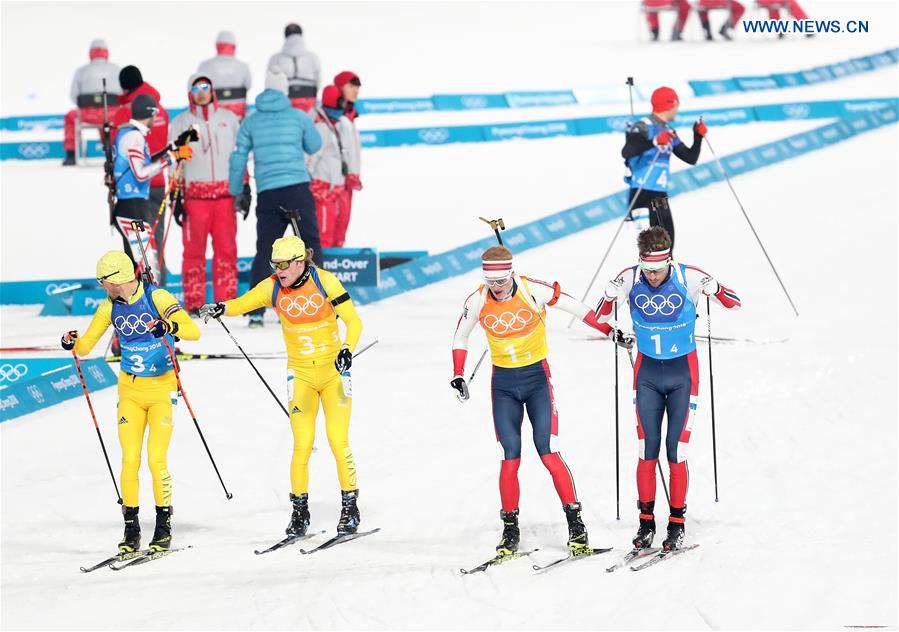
[693,119,708,137]
[604,277,625,301]
[173,194,186,227]
[335,345,353,373]
[198,302,226,323]
[700,275,720,296]
[174,127,200,147]
[235,183,252,220]
[61,330,78,351]
[148,319,174,338]
[611,328,635,350]
[169,146,192,162]
[450,376,470,402]
[345,174,363,191]
[654,129,673,147]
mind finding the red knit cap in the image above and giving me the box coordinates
[651,86,679,112]
[321,85,343,109]
[334,70,361,88]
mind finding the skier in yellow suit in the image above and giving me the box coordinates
[60,250,200,553]
[199,235,363,537]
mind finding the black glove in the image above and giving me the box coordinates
[173,194,186,227]
[148,319,175,339]
[335,346,353,373]
[235,183,252,220]
[450,376,469,402]
[611,328,635,350]
[198,302,226,323]
[61,330,78,351]
[174,126,199,147]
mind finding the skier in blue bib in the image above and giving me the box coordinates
[596,227,741,551]
[621,87,706,248]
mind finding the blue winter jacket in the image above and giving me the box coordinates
[228,89,322,195]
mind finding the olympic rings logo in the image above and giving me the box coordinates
[114,313,154,336]
[418,128,450,144]
[279,294,324,318]
[0,363,28,382]
[18,143,51,159]
[633,293,684,317]
[482,310,533,335]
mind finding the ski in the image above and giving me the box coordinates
[254,530,327,555]
[605,547,660,573]
[109,545,192,570]
[630,544,699,571]
[532,546,613,573]
[299,528,381,555]
[579,335,788,345]
[79,549,144,573]
[459,549,539,575]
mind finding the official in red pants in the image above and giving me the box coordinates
[169,73,243,312]
[63,39,121,165]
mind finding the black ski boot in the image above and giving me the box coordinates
[286,493,310,537]
[632,500,656,549]
[701,20,714,40]
[671,26,683,41]
[563,502,589,555]
[62,150,76,166]
[495,509,520,555]
[336,489,360,536]
[719,22,734,40]
[650,26,660,42]
[149,506,173,552]
[662,506,686,551]
[118,506,141,553]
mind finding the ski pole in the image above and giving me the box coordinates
[279,206,301,236]
[161,339,233,500]
[707,296,719,502]
[215,317,291,418]
[71,351,122,504]
[567,148,662,328]
[353,338,379,358]
[467,217,507,385]
[613,305,620,521]
[703,136,799,317]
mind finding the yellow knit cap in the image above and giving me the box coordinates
[271,235,306,261]
[96,250,136,284]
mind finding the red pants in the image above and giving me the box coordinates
[290,97,316,113]
[697,0,746,26]
[63,106,117,152]
[180,196,238,310]
[311,180,346,249]
[333,188,353,247]
[760,0,808,20]
[218,100,247,120]
[644,0,691,31]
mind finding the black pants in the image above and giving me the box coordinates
[629,188,674,249]
[250,183,322,316]
[113,194,168,285]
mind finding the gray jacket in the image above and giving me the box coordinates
[196,54,252,94]
[308,109,357,186]
[70,58,121,104]
[169,73,241,195]
[266,34,321,93]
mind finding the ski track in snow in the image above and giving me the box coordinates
[1,1,898,629]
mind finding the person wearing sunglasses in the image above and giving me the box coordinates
[199,235,364,538]
[60,250,201,555]
[595,226,741,553]
[169,74,242,315]
[450,246,630,559]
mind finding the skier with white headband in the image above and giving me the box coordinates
[595,226,741,552]
[451,245,632,559]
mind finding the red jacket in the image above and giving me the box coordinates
[112,82,169,188]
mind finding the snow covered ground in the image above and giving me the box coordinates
[1,1,898,630]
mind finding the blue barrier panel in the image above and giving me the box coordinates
[320,248,380,286]
[688,78,740,96]
[355,98,435,115]
[733,76,780,91]
[483,119,576,141]
[771,72,806,88]
[381,125,485,147]
[0,357,117,421]
[432,94,508,110]
[0,358,74,387]
[505,91,577,108]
